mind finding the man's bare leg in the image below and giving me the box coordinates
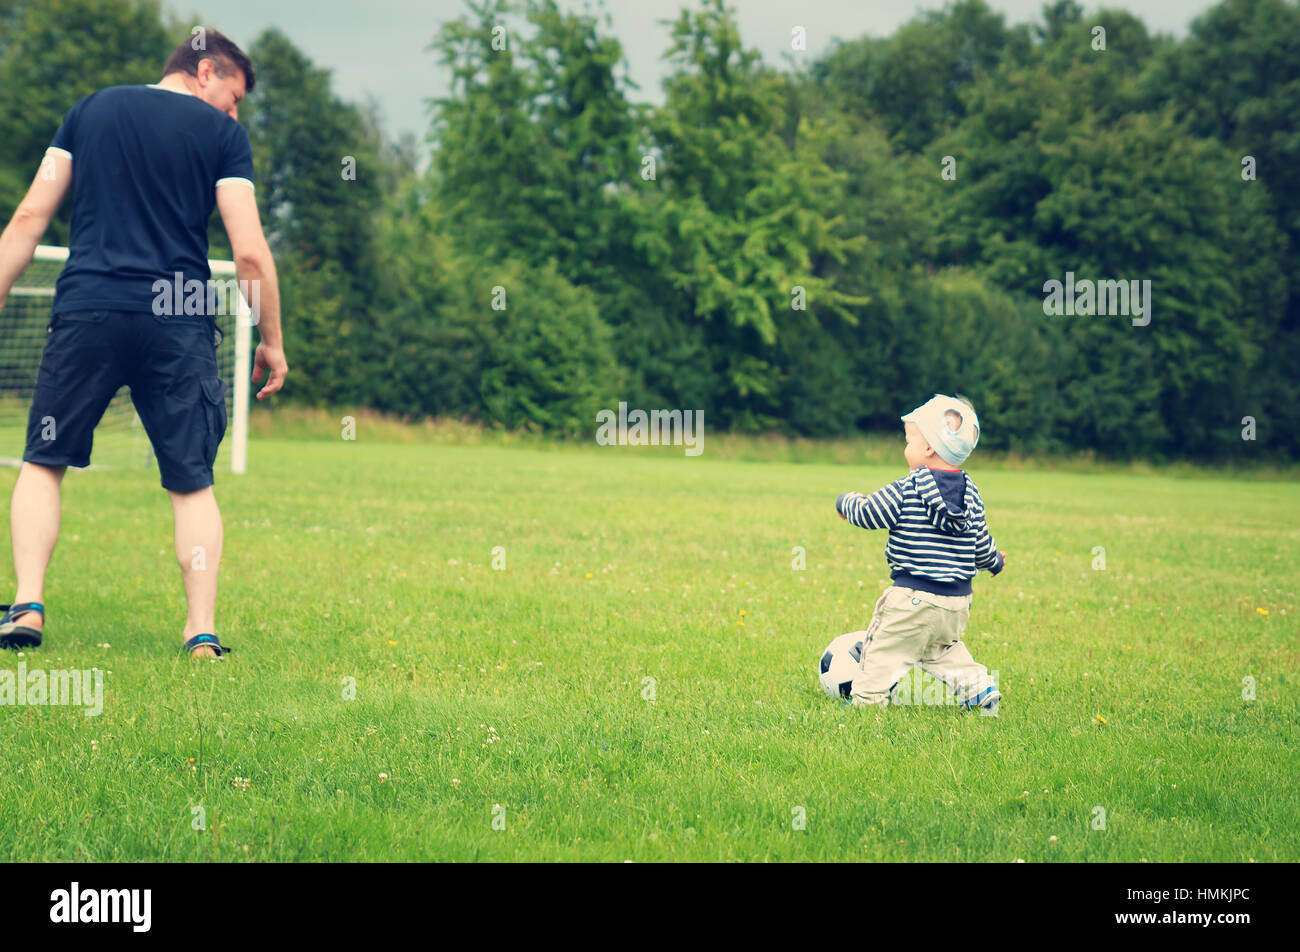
[170,486,222,659]
[10,461,66,629]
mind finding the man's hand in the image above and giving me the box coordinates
[252,342,287,400]
[995,551,1008,574]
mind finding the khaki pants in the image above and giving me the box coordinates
[850,585,996,708]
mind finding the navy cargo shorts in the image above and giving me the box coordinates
[23,310,228,493]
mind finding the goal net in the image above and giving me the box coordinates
[0,245,251,474]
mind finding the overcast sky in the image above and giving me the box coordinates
[164,0,1223,146]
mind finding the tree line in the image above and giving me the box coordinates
[1,0,1296,460]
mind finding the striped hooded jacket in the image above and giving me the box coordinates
[836,466,1004,597]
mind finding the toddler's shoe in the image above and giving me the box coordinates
[962,686,1001,715]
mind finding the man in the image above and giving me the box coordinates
[0,29,287,659]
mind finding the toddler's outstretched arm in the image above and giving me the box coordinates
[836,481,904,531]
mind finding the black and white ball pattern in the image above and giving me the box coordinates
[818,630,867,699]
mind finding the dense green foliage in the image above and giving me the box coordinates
[1,0,1295,457]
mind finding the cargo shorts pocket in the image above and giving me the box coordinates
[50,309,109,330]
[200,376,228,463]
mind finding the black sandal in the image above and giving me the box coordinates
[181,633,233,659]
[0,602,44,650]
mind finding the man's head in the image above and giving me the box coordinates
[161,29,254,120]
[901,394,981,470]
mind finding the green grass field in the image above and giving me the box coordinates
[1,432,1296,861]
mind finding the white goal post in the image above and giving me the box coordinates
[0,244,251,474]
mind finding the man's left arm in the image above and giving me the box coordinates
[0,151,72,309]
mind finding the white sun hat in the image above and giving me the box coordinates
[901,394,980,465]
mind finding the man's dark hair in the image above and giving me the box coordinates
[163,28,255,93]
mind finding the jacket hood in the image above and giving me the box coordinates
[911,466,971,535]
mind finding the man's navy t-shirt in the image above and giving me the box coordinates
[46,84,254,315]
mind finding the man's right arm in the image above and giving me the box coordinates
[0,151,73,308]
[216,182,286,400]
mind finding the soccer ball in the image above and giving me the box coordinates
[818,631,867,699]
